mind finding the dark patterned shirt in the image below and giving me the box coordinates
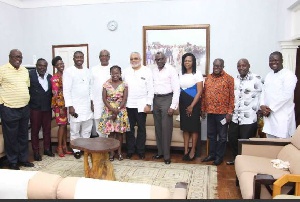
[201,71,234,114]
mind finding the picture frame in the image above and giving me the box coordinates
[143,24,210,76]
[52,44,89,74]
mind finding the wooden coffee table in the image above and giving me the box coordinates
[70,137,120,180]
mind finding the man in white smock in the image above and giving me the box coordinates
[123,52,154,159]
[63,51,93,159]
[260,51,297,138]
[90,49,111,137]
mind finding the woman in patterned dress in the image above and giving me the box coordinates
[50,56,72,157]
[98,65,130,161]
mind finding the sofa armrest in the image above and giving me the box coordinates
[172,182,188,199]
[238,139,290,159]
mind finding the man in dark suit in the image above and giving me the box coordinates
[29,58,54,161]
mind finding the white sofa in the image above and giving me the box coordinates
[0,169,187,199]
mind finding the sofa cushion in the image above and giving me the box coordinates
[57,177,79,199]
[277,144,300,175]
[235,155,290,179]
[0,169,37,199]
[238,171,292,199]
[291,125,300,150]
[27,171,63,199]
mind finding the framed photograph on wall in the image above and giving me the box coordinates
[143,24,210,76]
[52,44,89,74]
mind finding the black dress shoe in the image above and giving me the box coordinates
[212,159,223,166]
[9,163,20,170]
[74,152,81,159]
[152,154,164,159]
[44,150,55,157]
[126,153,133,159]
[226,160,235,165]
[201,155,216,162]
[34,153,42,161]
[138,153,145,159]
[164,159,171,164]
[19,162,34,167]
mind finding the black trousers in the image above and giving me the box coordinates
[0,104,30,164]
[126,108,147,154]
[228,121,257,159]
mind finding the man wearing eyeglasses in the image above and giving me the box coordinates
[201,58,234,166]
[123,52,154,160]
[226,59,263,165]
[90,49,111,138]
[0,49,34,170]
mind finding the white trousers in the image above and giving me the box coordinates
[70,119,93,152]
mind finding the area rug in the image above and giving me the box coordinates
[21,155,218,199]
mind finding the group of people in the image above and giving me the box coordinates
[0,48,297,169]
[201,51,297,166]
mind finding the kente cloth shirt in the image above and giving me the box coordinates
[63,66,93,122]
[152,64,180,110]
[260,68,297,138]
[0,63,30,108]
[201,70,234,114]
[123,65,154,108]
[90,64,111,119]
[232,72,263,125]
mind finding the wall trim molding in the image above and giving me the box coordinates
[0,0,174,8]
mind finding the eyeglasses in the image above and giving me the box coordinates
[155,58,164,61]
[100,55,110,57]
[130,57,140,61]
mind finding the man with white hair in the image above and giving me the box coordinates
[123,52,154,159]
[90,49,111,138]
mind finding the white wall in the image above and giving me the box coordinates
[0,3,23,62]
[0,0,296,78]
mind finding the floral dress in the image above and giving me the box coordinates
[98,80,130,135]
[50,73,68,125]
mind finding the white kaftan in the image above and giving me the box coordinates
[260,68,297,138]
[63,66,93,122]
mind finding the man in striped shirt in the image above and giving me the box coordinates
[0,49,34,170]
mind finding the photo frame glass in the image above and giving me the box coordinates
[52,44,89,74]
[143,25,210,76]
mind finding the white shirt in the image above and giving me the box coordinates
[123,65,154,108]
[152,64,180,110]
[90,64,111,119]
[63,66,93,122]
[260,68,297,138]
[36,71,48,92]
[232,72,263,125]
[179,70,203,89]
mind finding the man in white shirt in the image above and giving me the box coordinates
[90,49,111,138]
[63,51,93,159]
[227,58,263,165]
[123,52,154,159]
[260,51,297,138]
[152,52,180,164]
